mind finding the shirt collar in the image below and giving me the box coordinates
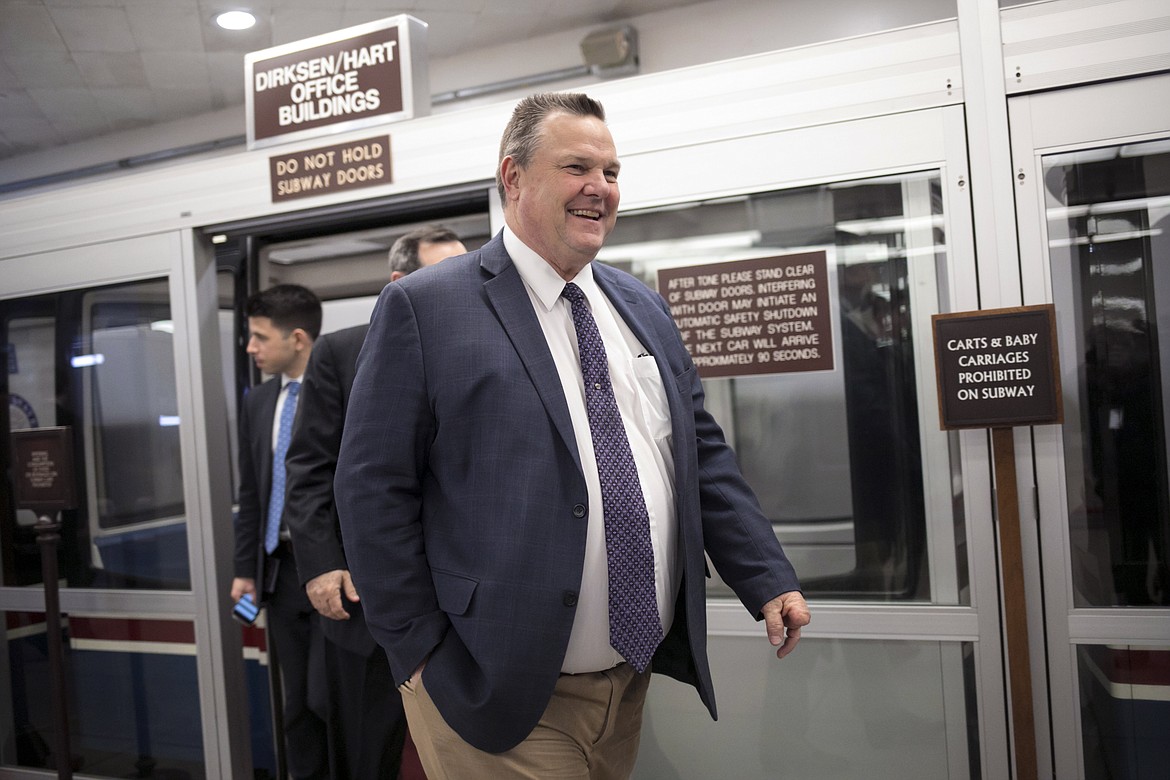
[503,224,598,313]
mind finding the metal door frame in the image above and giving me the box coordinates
[0,230,250,778]
[1009,71,1170,780]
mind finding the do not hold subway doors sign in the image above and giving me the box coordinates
[932,304,1063,430]
[269,136,391,201]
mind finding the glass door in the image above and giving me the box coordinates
[1011,73,1170,780]
[0,232,249,778]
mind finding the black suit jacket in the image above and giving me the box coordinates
[285,324,378,656]
[234,377,281,592]
[336,232,800,753]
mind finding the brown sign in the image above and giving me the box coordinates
[270,135,391,201]
[932,304,1063,430]
[657,251,833,379]
[246,16,428,150]
[10,427,77,513]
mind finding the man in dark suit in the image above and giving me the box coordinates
[230,284,327,779]
[335,93,811,777]
[284,225,466,779]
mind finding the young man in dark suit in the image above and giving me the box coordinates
[336,93,811,777]
[230,283,326,779]
[284,225,466,779]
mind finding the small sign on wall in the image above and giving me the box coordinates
[10,427,77,513]
[246,15,428,150]
[932,304,1062,430]
[269,135,391,201]
[657,251,834,379]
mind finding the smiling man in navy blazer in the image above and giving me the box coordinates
[335,92,810,778]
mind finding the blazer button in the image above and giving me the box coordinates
[572,503,586,518]
[563,591,578,607]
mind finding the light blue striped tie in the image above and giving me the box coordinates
[264,381,300,555]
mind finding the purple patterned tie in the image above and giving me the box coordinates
[562,282,663,672]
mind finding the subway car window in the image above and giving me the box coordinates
[2,279,191,590]
[598,172,963,602]
[258,212,493,326]
[1045,138,1170,608]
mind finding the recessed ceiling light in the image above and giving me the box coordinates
[216,10,256,31]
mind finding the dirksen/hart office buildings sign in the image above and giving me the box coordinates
[245,15,429,151]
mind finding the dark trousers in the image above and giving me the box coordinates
[266,550,330,780]
[324,637,407,779]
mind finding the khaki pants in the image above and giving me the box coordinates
[400,664,650,779]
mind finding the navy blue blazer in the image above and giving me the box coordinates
[335,232,800,753]
[285,324,380,656]
[234,376,280,591]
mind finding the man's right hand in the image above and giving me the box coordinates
[231,577,256,603]
[306,569,359,620]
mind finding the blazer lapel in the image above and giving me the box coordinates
[480,239,582,472]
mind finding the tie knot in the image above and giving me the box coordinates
[562,282,586,306]
[286,381,300,397]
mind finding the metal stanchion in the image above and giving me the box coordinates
[11,428,78,780]
[34,513,72,780]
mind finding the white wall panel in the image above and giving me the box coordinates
[1003,0,1170,94]
[0,231,179,298]
[619,109,954,210]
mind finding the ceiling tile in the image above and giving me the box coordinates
[476,9,543,40]
[74,51,149,89]
[343,0,415,9]
[284,0,347,10]
[27,86,109,130]
[0,113,63,152]
[93,86,157,129]
[414,0,486,12]
[0,89,42,121]
[44,0,138,7]
[271,10,347,45]
[0,57,18,89]
[142,50,210,89]
[206,51,246,103]
[153,85,216,120]
[475,0,546,13]
[126,5,206,53]
[47,5,137,52]
[0,3,67,52]
[2,50,85,89]
[340,9,398,30]
[409,9,477,58]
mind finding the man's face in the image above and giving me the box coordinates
[246,316,300,376]
[417,239,467,269]
[503,112,620,279]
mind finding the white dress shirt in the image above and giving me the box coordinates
[503,226,679,673]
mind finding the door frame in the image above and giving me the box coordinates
[1009,71,1170,780]
[0,230,250,778]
